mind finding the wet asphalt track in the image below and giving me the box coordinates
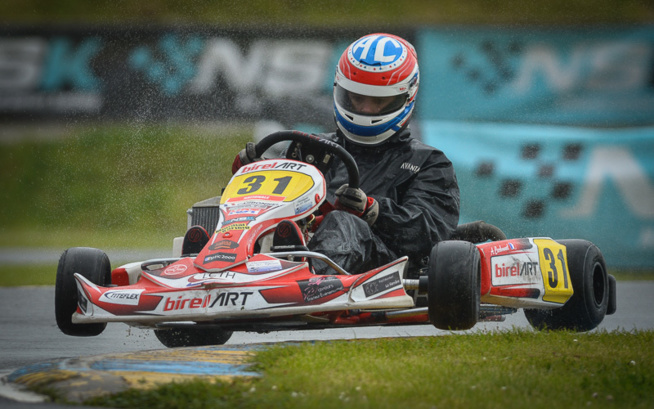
[1,281,651,370]
[1,281,653,407]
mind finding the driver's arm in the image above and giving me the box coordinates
[372,151,460,264]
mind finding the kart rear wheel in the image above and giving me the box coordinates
[55,247,110,336]
[154,326,233,348]
[524,239,613,331]
[427,240,481,330]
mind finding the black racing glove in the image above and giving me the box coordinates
[334,184,379,226]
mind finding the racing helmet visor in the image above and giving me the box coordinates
[335,84,407,117]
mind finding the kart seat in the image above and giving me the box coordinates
[181,225,210,256]
[271,220,309,252]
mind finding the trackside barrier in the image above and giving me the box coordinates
[421,120,654,269]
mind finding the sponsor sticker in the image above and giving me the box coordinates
[163,294,211,311]
[299,276,344,302]
[99,289,144,305]
[294,196,313,215]
[209,291,254,308]
[246,259,282,273]
[210,240,239,250]
[227,208,260,216]
[226,201,279,210]
[162,264,188,277]
[483,239,532,256]
[217,222,251,233]
[204,252,238,264]
[224,216,256,223]
[187,271,238,285]
[239,162,280,173]
[489,242,515,256]
[363,272,401,297]
[163,291,254,311]
[226,194,284,203]
[491,253,542,286]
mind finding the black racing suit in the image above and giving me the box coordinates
[308,128,460,278]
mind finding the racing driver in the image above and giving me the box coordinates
[233,33,460,278]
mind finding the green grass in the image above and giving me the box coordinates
[0,227,177,250]
[0,124,248,287]
[0,124,249,244]
[1,0,653,25]
[0,124,250,288]
[80,330,654,409]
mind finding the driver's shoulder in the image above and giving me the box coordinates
[406,138,451,161]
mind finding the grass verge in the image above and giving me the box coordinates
[0,123,249,286]
[80,330,653,409]
[0,227,179,250]
[0,123,249,242]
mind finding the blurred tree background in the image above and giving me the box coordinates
[1,0,653,26]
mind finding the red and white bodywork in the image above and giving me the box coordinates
[479,238,574,309]
[72,158,413,326]
[55,131,613,344]
[66,153,605,335]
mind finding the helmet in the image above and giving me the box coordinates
[334,33,419,146]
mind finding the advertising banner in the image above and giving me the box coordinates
[422,120,654,268]
[0,27,413,128]
[417,26,654,126]
[3,26,652,128]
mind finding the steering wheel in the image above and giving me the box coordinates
[254,130,360,189]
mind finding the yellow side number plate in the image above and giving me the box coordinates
[534,239,574,304]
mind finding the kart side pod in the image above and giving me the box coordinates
[424,238,615,332]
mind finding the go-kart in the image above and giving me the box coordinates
[55,131,617,348]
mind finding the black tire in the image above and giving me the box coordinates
[427,240,480,330]
[154,326,234,348]
[524,239,610,331]
[55,247,111,336]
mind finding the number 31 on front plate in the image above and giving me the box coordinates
[534,239,574,304]
[223,170,314,202]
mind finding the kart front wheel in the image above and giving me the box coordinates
[55,247,111,336]
[524,239,615,331]
[427,240,481,330]
[154,326,233,348]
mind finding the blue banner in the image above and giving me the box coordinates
[0,27,412,129]
[416,26,654,126]
[421,120,654,268]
